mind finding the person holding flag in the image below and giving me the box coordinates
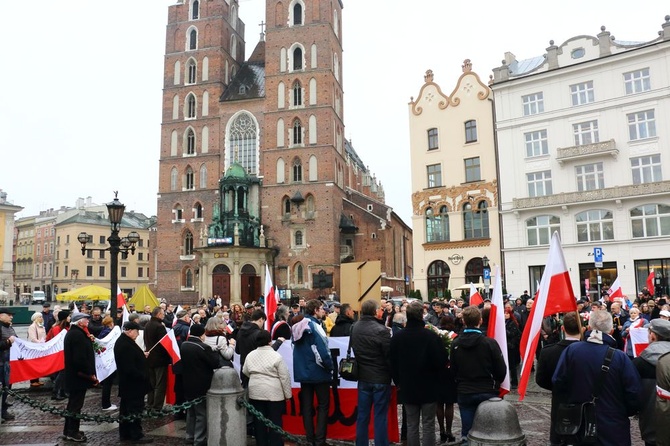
[450,305,507,440]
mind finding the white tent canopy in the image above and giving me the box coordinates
[0,289,9,297]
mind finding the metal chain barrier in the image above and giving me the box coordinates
[237,397,311,446]
[1,386,205,424]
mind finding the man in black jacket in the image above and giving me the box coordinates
[63,313,98,443]
[181,324,219,446]
[144,306,171,410]
[115,321,153,444]
[235,310,266,387]
[330,304,355,337]
[450,305,507,441]
[390,301,448,446]
[535,311,581,446]
[351,300,391,446]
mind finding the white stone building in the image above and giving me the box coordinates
[492,17,670,300]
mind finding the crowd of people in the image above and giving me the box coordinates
[1,287,670,445]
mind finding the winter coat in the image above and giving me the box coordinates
[389,318,448,405]
[204,330,235,362]
[329,314,355,337]
[633,340,670,444]
[144,316,171,368]
[173,319,191,346]
[657,352,670,446]
[28,322,46,343]
[63,324,97,392]
[236,321,261,368]
[350,316,391,385]
[450,328,507,395]
[243,345,292,402]
[270,319,291,341]
[0,321,17,365]
[553,334,641,446]
[114,331,151,398]
[180,337,220,400]
[291,315,333,383]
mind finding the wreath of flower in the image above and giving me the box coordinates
[425,323,457,354]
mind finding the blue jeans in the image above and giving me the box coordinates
[355,382,391,446]
[457,392,498,438]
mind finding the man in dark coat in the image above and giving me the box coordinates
[144,306,171,410]
[450,305,507,441]
[351,300,391,446]
[553,308,641,446]
[390,301,448,446]
[330,303,355,337]
[0,307,18,421]
[63,313,97,443]
[235,309,266,387]
[535,311,581,446]
[181,324,219,446]
[42,303,56,334]
[115,321,153,444]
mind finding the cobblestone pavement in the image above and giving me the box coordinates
[0,380,644,445]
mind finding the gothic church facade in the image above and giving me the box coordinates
[155,0,412,305]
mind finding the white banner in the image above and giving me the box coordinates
[95,326,121,382]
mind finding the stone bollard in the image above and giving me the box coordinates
[468,397,526,446]
[207,367,246,446]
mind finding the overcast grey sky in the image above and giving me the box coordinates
[1,1,667,224]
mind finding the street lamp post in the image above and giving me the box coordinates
[482,255,490,300]
[77,193,139,324]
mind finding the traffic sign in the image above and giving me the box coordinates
[483,268,491,280]
[593,247,603,268]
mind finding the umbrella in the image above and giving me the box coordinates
[0,290,8,297]
[451,282,486,291]
[56,285,112,301]
[380,286,394,293]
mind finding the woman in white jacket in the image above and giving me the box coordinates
[203,316,235,366]
[243,330,292,446]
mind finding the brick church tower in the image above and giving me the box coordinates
[156,0,412,306]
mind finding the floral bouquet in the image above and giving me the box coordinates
[425,323,457,354]
[92,340,107,355]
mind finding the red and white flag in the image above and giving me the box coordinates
[608,277,624,299]
[647,270,655,294]
[518,232,577,400]
[158,330,181,364]
[264,265,278,331]
[486,266,510,396]
[630,327,649,357]
[117,286,130,325]
[224,323,234,334]
[9,331,67,384]
[470,283,484,307]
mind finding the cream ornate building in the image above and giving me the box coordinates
[409,62,500,300]
[492,17,670,298]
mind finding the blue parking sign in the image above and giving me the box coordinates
[593,247,603,263]
[483,269,491,280]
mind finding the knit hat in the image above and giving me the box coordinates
[58,310,71,321]
[190,324,205,337]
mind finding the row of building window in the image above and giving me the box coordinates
[427,157,481,188]
[427,120,477,150]
[522,68,651,116]
[525,204,670,245]
[56,265,147,279]
[526,154,662,197]
[523,110,656,160]
[425,202,490,242]
[172,203,204,222]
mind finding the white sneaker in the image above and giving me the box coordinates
[102,404,118,411]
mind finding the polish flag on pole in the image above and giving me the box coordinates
[117,286,130,325]
[647,270,655,294]
[158,330,181,364]
[518,232,577,400]
[486,265,510,397]
[264,265,278,331]
[608,277,624,299]
[470,283,484,307]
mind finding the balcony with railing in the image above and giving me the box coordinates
[556,139,618,165]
